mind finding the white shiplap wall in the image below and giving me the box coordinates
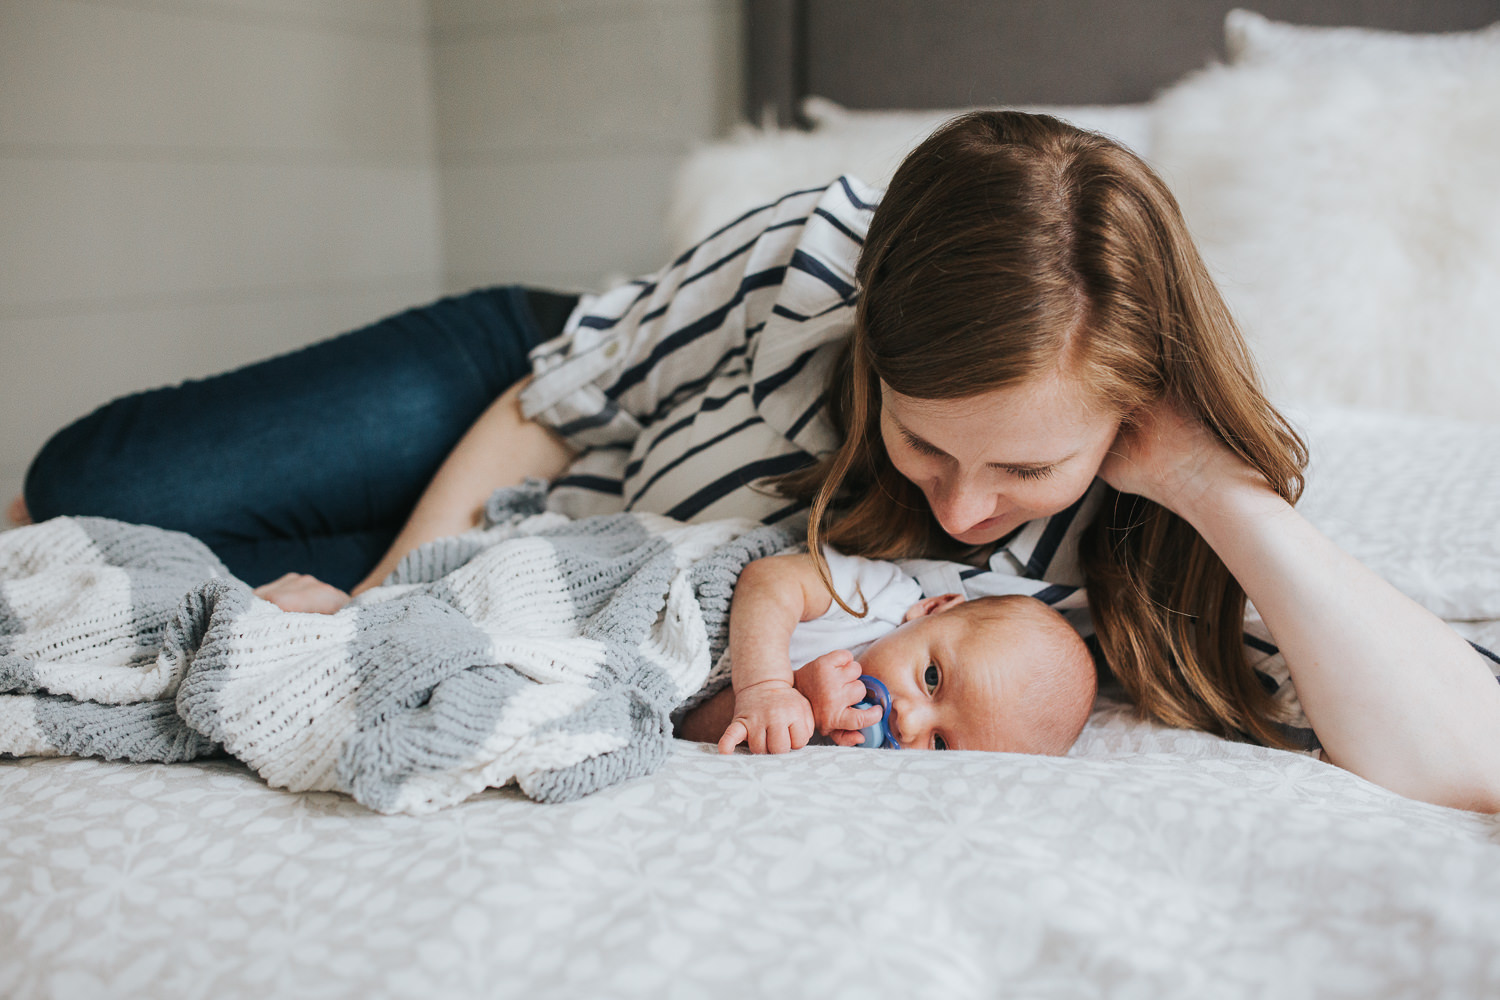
[430,0,742,295]
[1,0,743,514]
[0,0,444,507]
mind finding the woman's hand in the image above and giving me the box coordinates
[717,679,815,755]
[253,573,351,615]
[793,650,883,746]
[1098,398,1266,514]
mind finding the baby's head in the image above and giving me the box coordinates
[856,593,1096,755]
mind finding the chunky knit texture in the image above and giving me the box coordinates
[0,483,794,811]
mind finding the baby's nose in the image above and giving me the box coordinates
[892,698,933,747]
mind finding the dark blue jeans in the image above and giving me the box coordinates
[24,286,577,591]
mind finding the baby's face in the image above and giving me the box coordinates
[855,609,1035,752]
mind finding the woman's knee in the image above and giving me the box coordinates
[23,399,159,524]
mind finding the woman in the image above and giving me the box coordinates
[17,112,1500,811]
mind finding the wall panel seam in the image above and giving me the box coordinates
[428,0,712,41]
[438,141,695,166]
[62,0,429,42]
[0,145,437,166]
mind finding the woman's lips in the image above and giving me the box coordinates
[952,513,1008,540]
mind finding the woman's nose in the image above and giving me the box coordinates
[929,477,995,535]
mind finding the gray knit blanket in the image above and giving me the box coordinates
[0,483,793,812]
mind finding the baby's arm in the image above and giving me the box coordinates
[715,553,833,754]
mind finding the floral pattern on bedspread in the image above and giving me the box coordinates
[3,713,1498,1000]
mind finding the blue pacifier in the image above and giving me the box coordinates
[853,675,901,749]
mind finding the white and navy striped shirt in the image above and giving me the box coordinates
[521,176,873,527]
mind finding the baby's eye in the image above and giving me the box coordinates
[923,663,940,694]
[933,734,948,751]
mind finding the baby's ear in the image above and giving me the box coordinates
[902,593,964,622]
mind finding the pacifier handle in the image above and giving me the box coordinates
[854,675,901,749]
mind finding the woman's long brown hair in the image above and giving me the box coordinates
[770,111,1309,747]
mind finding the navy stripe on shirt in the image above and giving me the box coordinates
[630,415,765,502]
[695,183,829,251]
[838,176,876,210]
[1031,584,1079,605]
[641,344,751,427]
[665,452,817,521]
[553,397,623,437]
[1244,633,1279,656]
[789,249,856,301]
[753,345,823,406]
[764,499,808,524]
[785,394,827,441]
[608,267,788,399]
[814,207,866,246]
[629,383,755,478]
[1469,640,1500,669]
[551,475,624,496]
[1024,489,1092,579]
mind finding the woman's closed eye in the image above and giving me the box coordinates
[898,426,1057,481]
[900,429,945,458]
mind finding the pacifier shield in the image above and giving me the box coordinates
[855,675,901,749]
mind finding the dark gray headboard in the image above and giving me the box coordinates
[745,0,1500,125]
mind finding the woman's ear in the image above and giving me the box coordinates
[902,592,965,623]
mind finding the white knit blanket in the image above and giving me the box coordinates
[0,484,793,812]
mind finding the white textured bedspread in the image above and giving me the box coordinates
[4,698,1500,1000]
[4,407,1500,999]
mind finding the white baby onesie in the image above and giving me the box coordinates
[786,547,924,669]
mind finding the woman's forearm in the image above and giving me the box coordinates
[1179,479,1500,811]
[351,377,575,595]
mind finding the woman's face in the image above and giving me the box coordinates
[879,374,1121,546]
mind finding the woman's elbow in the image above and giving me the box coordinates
[1403,754,1500,815]
[1326,739,1500,814]
[1445,765,1500,814]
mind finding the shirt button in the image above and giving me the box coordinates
[604,341,620,358]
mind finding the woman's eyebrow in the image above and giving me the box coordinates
[893,418,1074,470]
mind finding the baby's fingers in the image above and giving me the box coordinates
[767,725,792,755]
[717,720,748,755]
[829,729,867,747]
[807,648,854,670]
[830,702,884,733]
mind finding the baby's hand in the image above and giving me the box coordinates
[717,679,814,755]
[794,650,883,747]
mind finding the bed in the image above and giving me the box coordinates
[6,4,1500,998]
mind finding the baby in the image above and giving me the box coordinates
[677,547,1098,755]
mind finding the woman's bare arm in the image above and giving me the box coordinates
[1104,402,1500,812]
[351,376,575,594]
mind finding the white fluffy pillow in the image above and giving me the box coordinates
[1150,43,1500,422]
[666,99,1153,253]
[1293,407,1500,621]
[1225,8,1500,66]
